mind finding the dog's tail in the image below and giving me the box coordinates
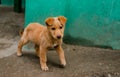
[19,29,24,37]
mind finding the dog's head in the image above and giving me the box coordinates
[45,16,67,40]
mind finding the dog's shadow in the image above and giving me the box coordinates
[21,51,39,64]
[47,57,63,68]
[21,51,63,68]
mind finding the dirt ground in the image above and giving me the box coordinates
[0,6,120,77]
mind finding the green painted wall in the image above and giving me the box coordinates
[25,0,66,26]
[25,0,120,49]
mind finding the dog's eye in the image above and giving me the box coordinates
[51,28,55,30]
[60,26,62,29]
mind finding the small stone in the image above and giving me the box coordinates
[98,63,103,65]
[108,73,111,77]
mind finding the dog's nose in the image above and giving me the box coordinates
[57,35,61,39]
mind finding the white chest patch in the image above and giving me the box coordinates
[52,43,58,48]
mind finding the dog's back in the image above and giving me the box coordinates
[25,23,45,33]
[21,23,46,44]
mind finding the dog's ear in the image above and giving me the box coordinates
[58,16,67,26]
[45,17,54,26]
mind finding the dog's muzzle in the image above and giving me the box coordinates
[57,35,61,39]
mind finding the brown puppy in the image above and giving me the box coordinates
[17,16,67,71]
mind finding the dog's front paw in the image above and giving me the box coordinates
[17,52,22,57]
[60,61,66,68]
[41,65,49,71]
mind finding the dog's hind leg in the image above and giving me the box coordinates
[35,44,39,57]
[17,32,29,56]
